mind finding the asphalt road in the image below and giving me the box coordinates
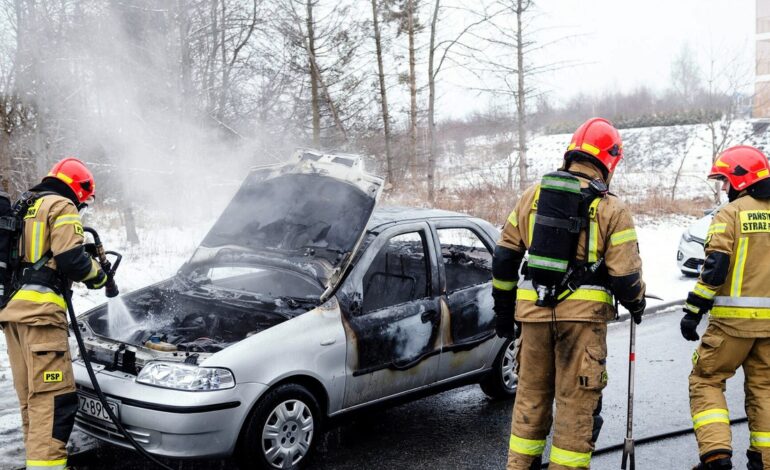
[55,307,757,470]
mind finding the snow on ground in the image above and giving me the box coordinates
[0,213,696,469]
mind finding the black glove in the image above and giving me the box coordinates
[493,288,517,339]
[680,311,702,341]
[83,242,98,259]
[84,269,108,290]
[622,298,646,325]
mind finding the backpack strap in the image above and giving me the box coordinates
[586,197,602,263]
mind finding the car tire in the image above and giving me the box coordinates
[238,383,321,470]
[480,338,518,399]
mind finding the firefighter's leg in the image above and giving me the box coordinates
[549,322,607,470]
[689,323,753,464]
[508,322,555,470]
[744,337,770,468]
[20,323,77,470]
[4,322,31,444]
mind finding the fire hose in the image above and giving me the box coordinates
[65,227,174,470]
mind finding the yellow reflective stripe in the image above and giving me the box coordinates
[708,223,727,235]
[588,221,599,262]
[509,434,546,456]
[519,288,613,305]
[24,198,44,219]
[82,262,99,281]
[53,214,82,229]
[550,445,592,468]
[532,186,540,210]
[610,228,637,246]
[493,278,516,291]
[12,290,66,310]
[759,169,770,178]
[711,307,770,319]
[580,143,601,156]
[692,408,730,430]
[91,273,108,288]
[693,283,716,301]
[730,237,748,297]
[55,172,73,184]
[751,431,770,447]
[26,458,67,467]
[507,210,518,227]
[29,221,46,262]
[528,213,535,246]
[567,142,577,151]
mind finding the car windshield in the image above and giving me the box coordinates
[200,172,375,265]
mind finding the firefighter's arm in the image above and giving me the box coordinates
[684,207,735,316]
[492,202,526,338]
[605,205,646,315]
[48,200,107,289]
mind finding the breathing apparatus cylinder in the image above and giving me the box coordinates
[528,171,584,306]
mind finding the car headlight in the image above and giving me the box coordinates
[136,362,235,391]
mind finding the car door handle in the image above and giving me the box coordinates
[421,310,439,323]
[320,339,336,346]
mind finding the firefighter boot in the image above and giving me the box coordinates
[692,452,733,470]
[748,450,764,470]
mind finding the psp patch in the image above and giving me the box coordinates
[43,371,63,383]
[74,223,84,236]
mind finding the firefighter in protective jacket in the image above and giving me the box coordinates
[0,158,107,470]
[493,118,646,470]
[682,145,770,470]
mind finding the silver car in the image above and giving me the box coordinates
[71,151,517,469]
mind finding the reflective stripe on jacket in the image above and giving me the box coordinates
[699,195,770,337]
[0,194,98,328]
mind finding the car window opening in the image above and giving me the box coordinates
[361,231,430,314]
[437,228,493,293]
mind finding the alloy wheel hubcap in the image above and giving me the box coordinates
[262,399,314,469]
[501,340,518,390]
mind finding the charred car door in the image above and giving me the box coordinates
[431,222,497,380]
[338,223,442,407]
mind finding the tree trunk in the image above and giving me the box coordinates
[177,0,193,109]
[122,204,140,245]
[307,0,321,147]
[515,0,527,189]
[407,0,418,173]
[427,0,439,204]
[218,0,228,120]
[371,0,393,185]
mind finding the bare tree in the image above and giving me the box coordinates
[371,0,394,184]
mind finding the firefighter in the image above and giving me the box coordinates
[0,158,108,470]
[682,145,770,470]
[493,118,646,470]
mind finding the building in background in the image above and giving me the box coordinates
[756,0,770,117]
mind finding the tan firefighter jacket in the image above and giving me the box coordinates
[496,161,646,323]
[691,194,770,337]
[0,194,103,329]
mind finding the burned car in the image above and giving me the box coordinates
[72,151,516,469]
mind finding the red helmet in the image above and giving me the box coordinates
[709,145,770,191]
[565,118,623,174]
[47,157,95,204]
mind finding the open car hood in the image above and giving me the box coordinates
[183,152,384,299]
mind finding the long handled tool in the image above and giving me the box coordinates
[621,318,636,470]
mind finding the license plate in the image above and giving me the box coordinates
[78,393,119,423]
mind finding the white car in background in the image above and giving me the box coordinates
[677,205,723,277]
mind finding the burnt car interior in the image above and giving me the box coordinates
[437,228,493,293]
[361,233,430,314]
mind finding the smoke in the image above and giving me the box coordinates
[11,1,296,226]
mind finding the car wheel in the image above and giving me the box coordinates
[480,338,518,399]
[239,383,321,470]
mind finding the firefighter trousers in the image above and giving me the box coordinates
[507,321,607,470]
[690,323,770,467]
[3,322,77,470]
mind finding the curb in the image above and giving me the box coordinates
[613,299,685,323]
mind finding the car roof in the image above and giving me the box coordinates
[367,205,471,231]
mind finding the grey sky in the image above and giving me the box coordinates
[443,0,755,118]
